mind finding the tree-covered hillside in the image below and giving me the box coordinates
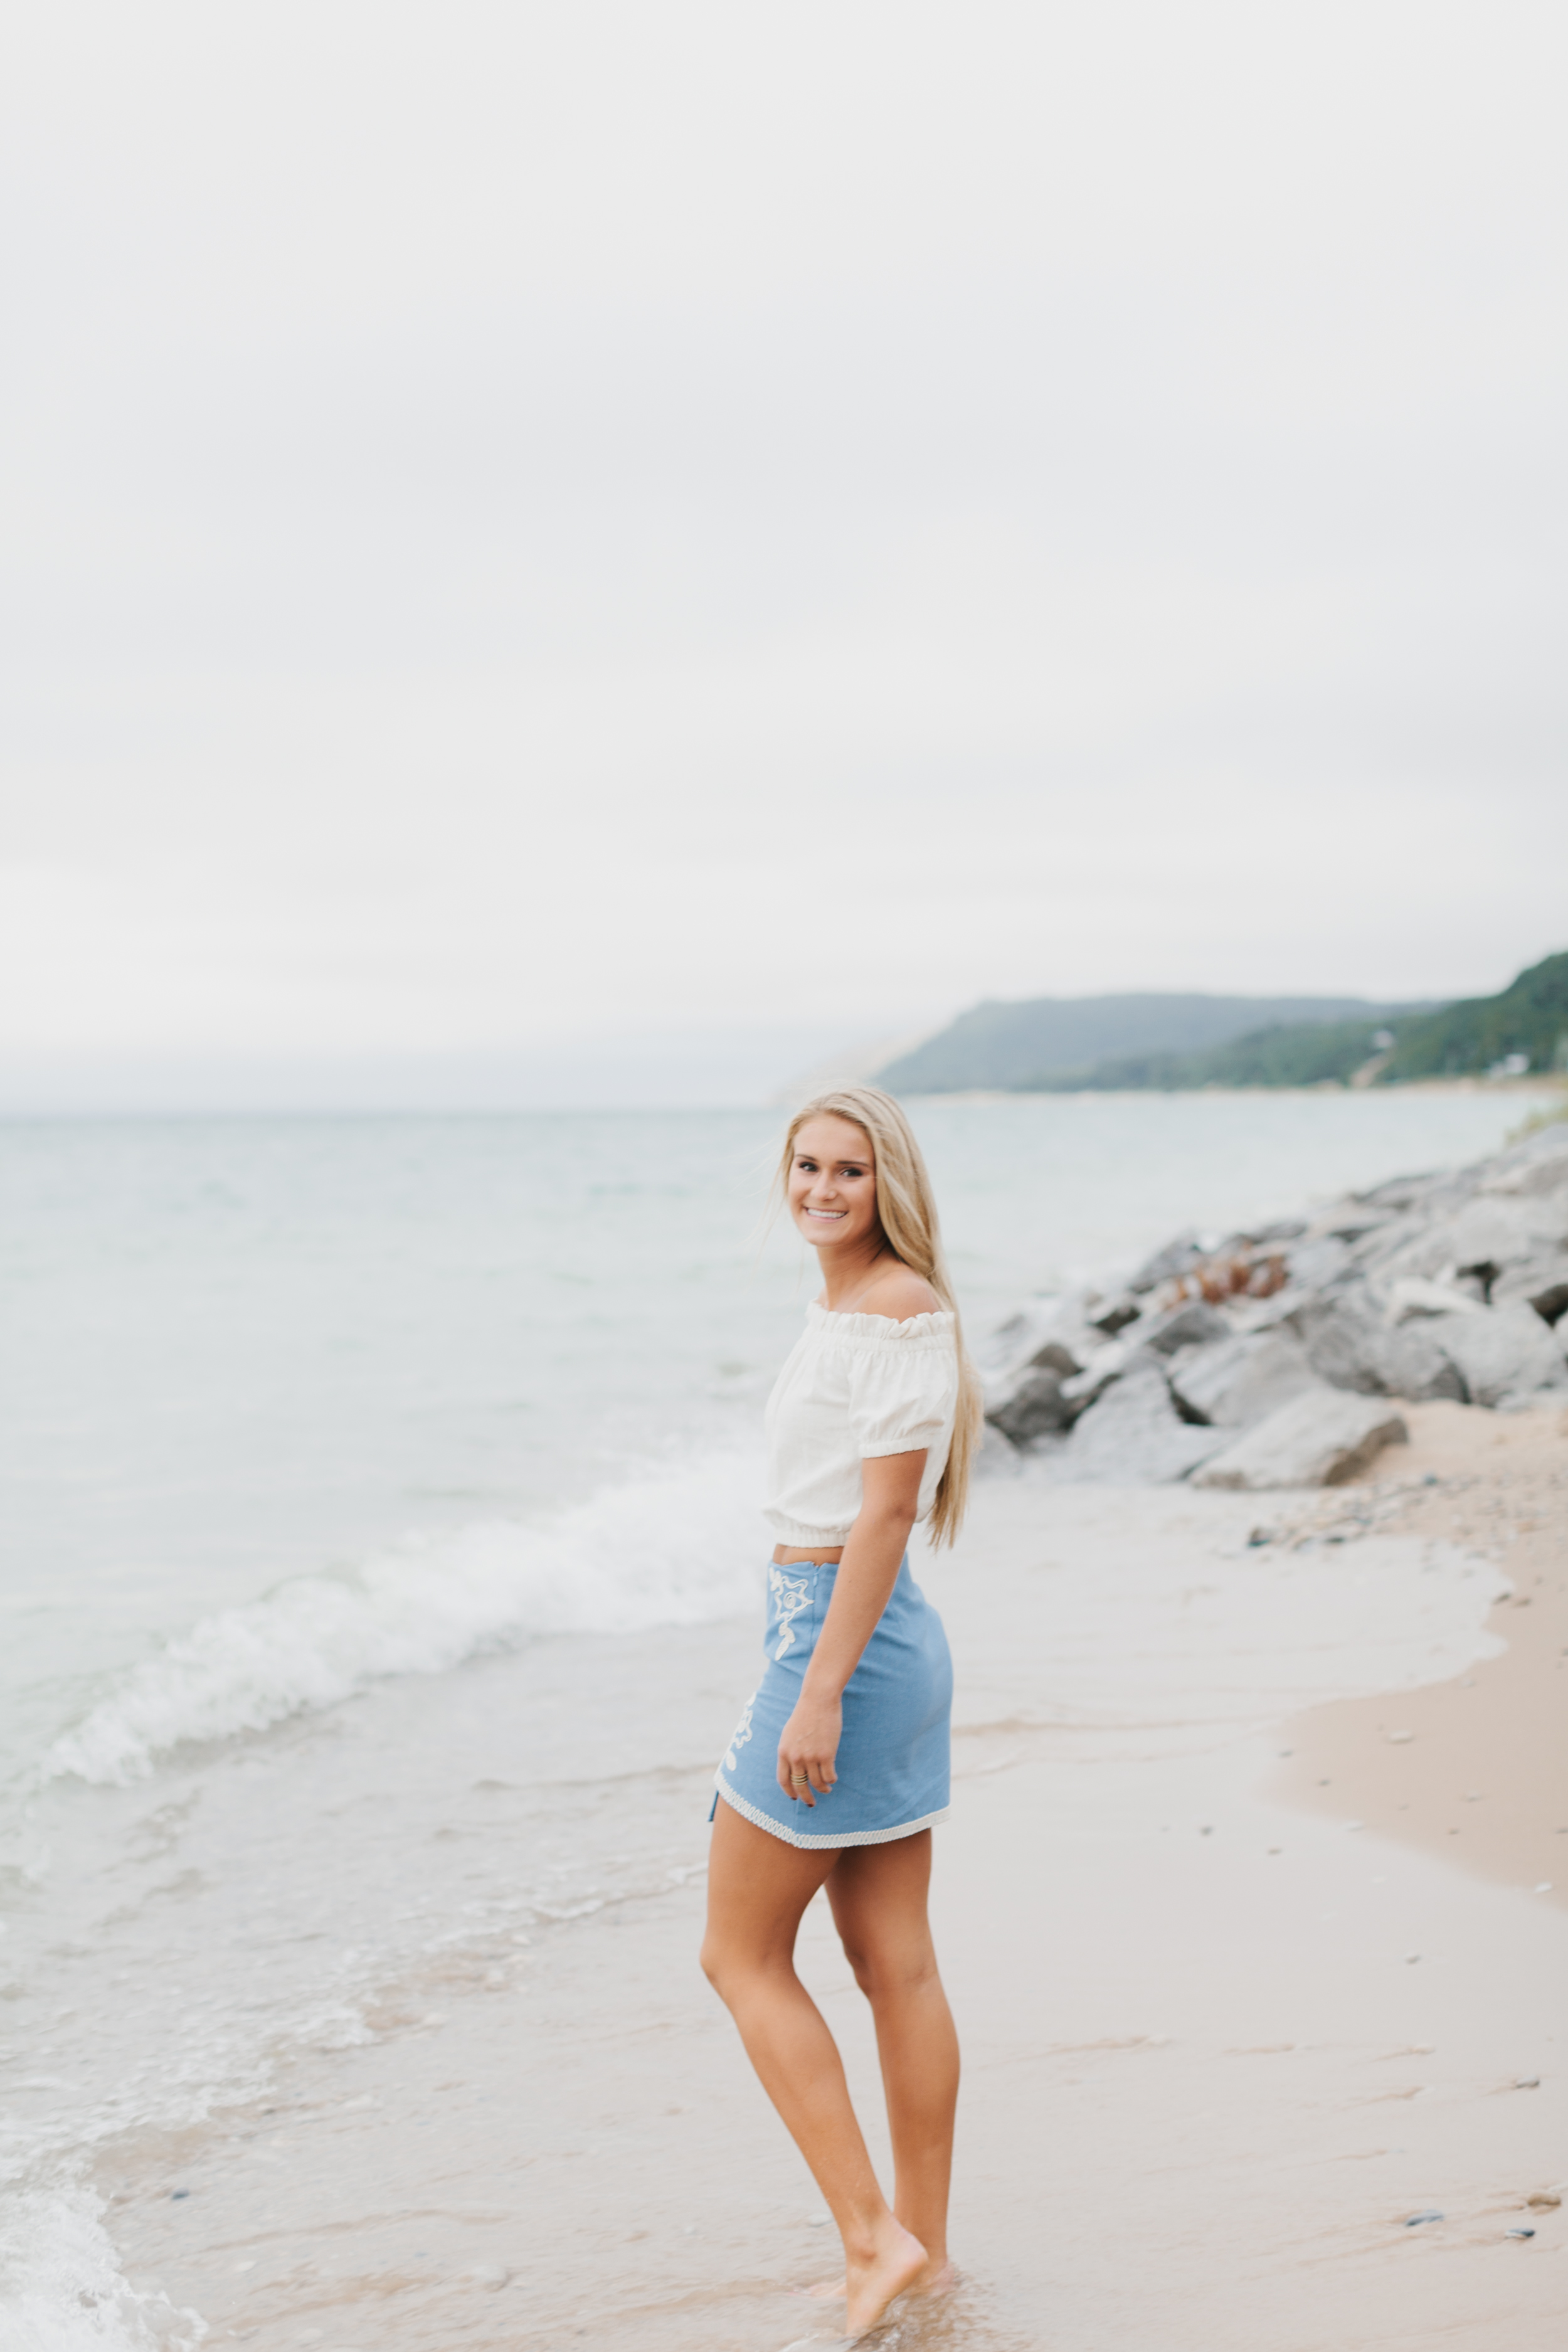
[877,953,1567,1094]
[1025,1015,1411,1093]
[1379,951,1568,1080]
[877,992,1424,1093]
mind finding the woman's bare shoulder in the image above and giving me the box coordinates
[859,1262,942,1320]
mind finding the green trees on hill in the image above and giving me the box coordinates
[1379,951,1568,1081]
[1027,952,1568,1090]
[1029,1017,1402,1092]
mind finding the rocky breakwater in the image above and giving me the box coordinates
[980,1121,1568,1489]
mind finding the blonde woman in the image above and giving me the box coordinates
[701,1086,981,2339]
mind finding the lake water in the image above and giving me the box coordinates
[0,1087,1551,2348]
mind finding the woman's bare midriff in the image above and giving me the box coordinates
[772,1545,845,1565]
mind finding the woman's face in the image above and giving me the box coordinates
[787,1116,881,1253]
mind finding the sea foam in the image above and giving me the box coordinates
[0,2181,204,2352]
[46,1448,764,1786]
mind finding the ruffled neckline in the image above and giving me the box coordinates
[805,1301,956,1342]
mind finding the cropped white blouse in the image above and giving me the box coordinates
[763,1302,960,1546]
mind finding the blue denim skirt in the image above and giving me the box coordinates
[712,1554,953,1850]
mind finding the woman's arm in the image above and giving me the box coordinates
[775,1448,927,1807]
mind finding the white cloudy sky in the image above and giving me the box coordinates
[3,1,1565,1101]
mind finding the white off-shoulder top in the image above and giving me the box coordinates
[763,1302,960,1546]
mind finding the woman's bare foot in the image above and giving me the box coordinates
[799,2254,955,2302]
[842,2220,927,2335]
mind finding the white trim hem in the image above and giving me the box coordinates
[713,1774,950,1851]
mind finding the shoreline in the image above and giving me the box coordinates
[88,1452,1567,2349]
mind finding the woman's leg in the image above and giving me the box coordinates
[825,1830,959,2286]
[701,1799,926,2332]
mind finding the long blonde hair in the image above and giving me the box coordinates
[772,1084,982,1548]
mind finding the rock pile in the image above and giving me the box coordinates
[979,1120,1568,1489]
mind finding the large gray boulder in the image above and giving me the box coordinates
[1383,1274,1483,1323]
[979,1297,1094,1382]
[1058,1343,1128,1417]
[1127,1229,1202,1293]
[1054,1296,1232,1421]
[1138,1298,1232,1355]
[1192,1390,1408,1491]
[1490,1249,1568,1326]
[987,1364,1078,1444]
[1476,1136,1568,1199]
[1301,1202,1397,1246]
[1448,1194,1568,1272]
[980,1296,1099,1428]
[1355,1167,1478,1216]
[1286,1282,1465,1402]
[1282,1234,1353,1291]
[1372,1190,1568,1294]
[1167,1328,1321,1427]
[1432,1300,1568,1407]
[972,1417,1025,1478]
[1058,1362,1228,1483]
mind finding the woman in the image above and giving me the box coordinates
[701,1086,981,2339]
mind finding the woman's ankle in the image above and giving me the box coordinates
[842,2210,917,2266]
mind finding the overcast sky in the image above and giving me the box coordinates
[3,1,1565,1102]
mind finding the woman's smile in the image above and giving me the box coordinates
[787,1114,884,1254]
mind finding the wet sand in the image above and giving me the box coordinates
[95,1449,1567,2351]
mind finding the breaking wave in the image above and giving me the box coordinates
[0,2180,204,2352]
[47,1448,764,1786]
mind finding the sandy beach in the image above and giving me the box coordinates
[1275,1401,1568,1910]
[86,1401,1566,2352]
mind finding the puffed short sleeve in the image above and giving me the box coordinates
[847,1338,959,1460]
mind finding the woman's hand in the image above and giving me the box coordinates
[777,1690,842,1806]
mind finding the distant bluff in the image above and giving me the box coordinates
[877,953,1568,1094]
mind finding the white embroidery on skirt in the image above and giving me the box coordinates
[724,1689,758,1772]
[768,1563,813,1660]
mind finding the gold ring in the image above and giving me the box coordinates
[790,1773,808,1784]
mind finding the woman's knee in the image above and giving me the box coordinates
[699,1925,788,2000]
[837,1928,938,2004]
